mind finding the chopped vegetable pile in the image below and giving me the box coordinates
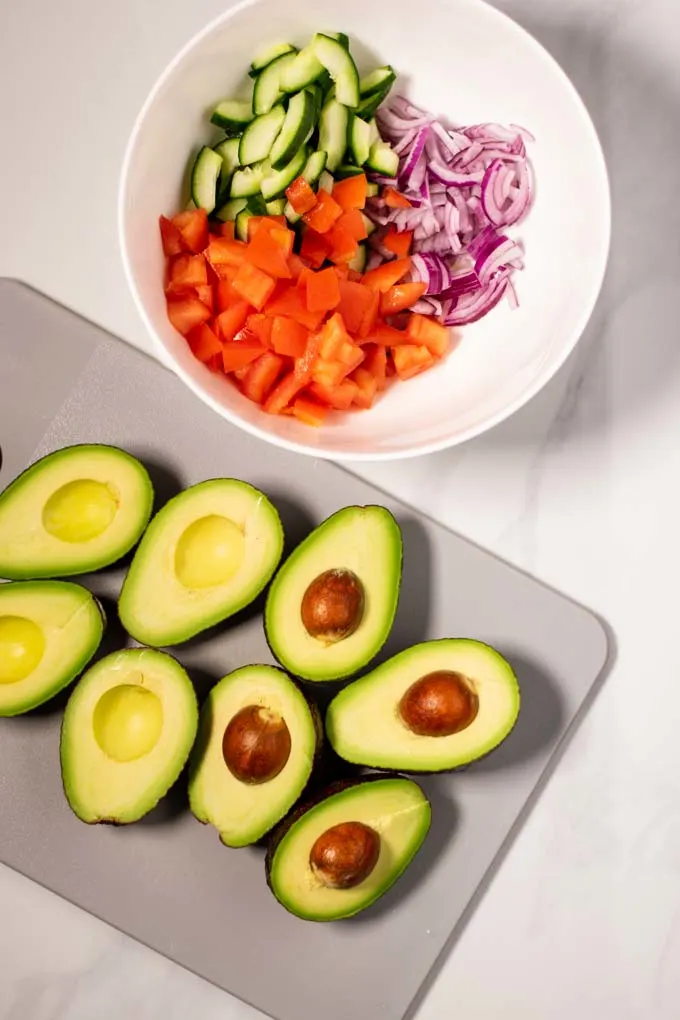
[158,30,535,425]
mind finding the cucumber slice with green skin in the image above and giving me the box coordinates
[191,147,223,213]
[215,197,247,222]
[266,198,286,215]
[247,195,268,216]
[213,137,241,198]
[253,51,297,115]
[368,119,380,146]
[235,208,254,242]
[361,212,376,236]
[359,66,396,98]
[280,45,326,93]
[270,90,315,170]
[349,115,372,165]
[305,83,324,120]
[318,98,349,172]
[365,181,379,198]
[329,31,350,50]
[335,163,365,179]
[239,105,286,166]
[261,146,308,201]
[311,34,360,109]
[366,141,399,177]
[231,160,270,198]
[283,200,301,224]
[249,42,297,77]
[318,170,335,193]
[356,88,390,120]
[348,242,367,273]
[302,149,328,186]
[210,100,254,132]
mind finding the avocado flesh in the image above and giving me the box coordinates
[119,479,284,647]
[326,639,520,772]
[0,445,153,579]
[265,506,402,682]
[189,665,320,847]
[0,580,104,716]
[60,648,198,823]
[266,776,431,920]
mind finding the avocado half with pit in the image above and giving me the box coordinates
[265,505,402,682]
[60,648,198,824]
[266,775,431,921]
[188,664,321,847]
[0,580,104,716]
[119,479,284,646]
[326,639,520,772]
[0,445,153,579]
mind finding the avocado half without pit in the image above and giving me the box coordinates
[0,445,153,579]
[189,665,321,847]
[266,776,431,921]
[0,580,105,716]
[118,479,283,646]
[326,639,520,772]
[60,648,198,824]
[265,505,402,682]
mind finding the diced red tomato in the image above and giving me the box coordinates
[232,262,276,310]
[271,317,309,358]
[246,226,292,279]
[306,267,341,313]
[166,296,211,336]
[327,224,358,265]
[167,253,208,292]
[240,351,285,403]
[216,300,251,342]
[265,284,325,331]
[186,322,222,362]
[159,215,185,256]
[336,280,374,335]
[195,284,214,311]
[246,313,273,348]
[207,237,248,267]
[263,371,306,414]
[172,209,209,253]
[336,209,368,242]
[216,278,240,312]
[319,313,353,360]
[331,174,368,211]
[221,339,266,373]
[300,227,331,268]
[303,189,343,234]
[286,176,318,215]
[383,227,413,258]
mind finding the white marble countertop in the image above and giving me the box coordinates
[1,0,678,1016]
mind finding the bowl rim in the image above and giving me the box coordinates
[118,0,611,462]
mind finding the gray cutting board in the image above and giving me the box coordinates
[0,279,608,1020]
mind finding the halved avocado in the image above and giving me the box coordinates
[0,445,153,579]
[265,505,402,682]
[60,648,198,823]
[188,664,321,847]
[0,580,104,716]
[266,775,431,921]
[326,639,520,772]
[118,479,284,646]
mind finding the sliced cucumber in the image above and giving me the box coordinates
[284,201,301,224]
[266,198,286,215]
[270,90,315,169]
[349,115,371,165]
[348,243,367,273]
[329,31,350,50]
[261,146,308,201]
[247,194,268,216]
[235,208,253,242]
[368,118,381,146]
[253,51,297,115]
[357,89,389,120]
[361,212,376,236]
[312,34,360,108]
[239,105,286,166]
[249,42,297,77]
[280,44,326,92]
[365,181,379,198]
[231,160,270,198]
[191,146,223,213]
[318,98,349,172]
[318,170,335,193]
[302,149,328,186]
[366,141,399,177]
[305,83,324,120]
[359,66,396,98]
[336,164,364,179]
[215,197,247,222]
[213,137,241,200]
[210,99,253,132]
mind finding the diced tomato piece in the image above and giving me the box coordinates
[362,344,388,390]
[271,317,309,358]
[172,208,209,253]
[286,176,318,215]
[295,330,323,381]
[246,313,273,348]
[336,209,368,242]
[168,253,208,291]
[186,322,222,363]
[210,261,240,282]
[383,227,413,258]
[232,262,276,311]
[240,351,285,404]
[364,322,411,347]
[336,280,374,336]
[292,396,328,426]
[309,380,358,411]
[159,215,186,256]
[357,288,380,339]
[303,189,343,234]
[263,371,307,414]
[332,174,368,211]
[312,348,364,388]
[380,281,427,316]
[216,300,251,342]
[319,313,353,360]
[265,283,325,330]
[244,228,291,280]
[195,284,214,311]
[306,267,341,313]
[218,221,236,239]
[327,225,358,265]
[296,265,315,291]
[288,253,307,282]
[166,296,211,336]
[300,228,331,268]
[407,313,450,357]
[362,257,412,292]
[207,237,248,267]
[221,339,266,373]
[383,187,412,209]
[216,278,239,311]
[350,366,378,409]
[392,343,435,380]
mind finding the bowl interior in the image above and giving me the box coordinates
[120,0,610,460]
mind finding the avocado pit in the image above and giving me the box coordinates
[0,615,46,684]
[301,568,365,644]
[222,704,291,784]
[174,514,245,589]
[399,670,479,737]
[93,682,163,762]
[42,479,118,543]
[309,820,381,889]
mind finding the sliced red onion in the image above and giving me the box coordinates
[445,278,508,326]
[400,126,429,187]
[430,161,484,187]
